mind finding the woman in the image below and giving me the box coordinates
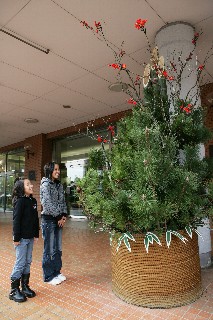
[40,162,67,285]
[10,178,39,302]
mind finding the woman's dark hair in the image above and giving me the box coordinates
[12,178,25,206]
[44,162,59,179]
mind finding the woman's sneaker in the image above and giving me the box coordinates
[56,274,66,282]
[47,277,62,285]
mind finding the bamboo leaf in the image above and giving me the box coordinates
[125,231,135,241]
[166,230,171,248]
[147,232,161,246]
[171,231,188,243]
[144,235,150,253]
[148,234,153,244]
[124,236,131,252]
[116,234,124,251]
[185,226,192,238]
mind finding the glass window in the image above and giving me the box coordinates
[0,154,6,211]
[53,129,111,217]
[0,151,25,212]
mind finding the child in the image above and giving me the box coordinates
[40,162,67,285]
[9,178,39,303]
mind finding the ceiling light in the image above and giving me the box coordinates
[24,118,39,123]
[63,105,71,108]
[108,82,128,92]
[0,28,49,54]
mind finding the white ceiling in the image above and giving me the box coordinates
[0,0,213,147]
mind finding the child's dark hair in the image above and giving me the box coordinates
[12,178,25,206]
[44,162,59,179]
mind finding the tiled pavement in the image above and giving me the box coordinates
[0,214,212,320]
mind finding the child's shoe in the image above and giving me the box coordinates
[21,273,36,298]
[9,278,27,302]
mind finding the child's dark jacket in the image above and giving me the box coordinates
[13,196,39,242]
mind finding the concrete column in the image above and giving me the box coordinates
[155,21,212,268]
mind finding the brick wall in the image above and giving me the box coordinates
[24,134,52,213]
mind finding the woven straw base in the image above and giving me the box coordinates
[111,232,203,308]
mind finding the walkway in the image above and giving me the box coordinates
[0,214,212,320]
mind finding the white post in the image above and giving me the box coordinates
[155,21,212,268]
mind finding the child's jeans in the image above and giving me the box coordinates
[11,238,34,280]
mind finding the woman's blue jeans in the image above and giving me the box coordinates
[11,238,34,280]
[41,220,63,282]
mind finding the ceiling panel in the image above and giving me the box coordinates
[66,74,127,107]
[0,84,36,106]
[147,0,213,24]
[0,33,89,85]
[0,61,58,96]
[0,0,30,26]
[24,98,88,120]
[44,86,115,116]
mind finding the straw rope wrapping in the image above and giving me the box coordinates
[111,231,203,308]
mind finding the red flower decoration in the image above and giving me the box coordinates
[97,135,103,142]
[192,32,199,45]
[80,20,93,30]
[127,98,137,105]
[108,63,126,70]
[135,19,147,30]
[183,107,191,113]
[108,63,120,70]
[107,125,115,136]
[94,21,102,33]
[162,70,168,78]
[108,125,114,131]
[198,65,204,71]
[180,103,192,113]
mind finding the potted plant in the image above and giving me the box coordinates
[77,19,213,308]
